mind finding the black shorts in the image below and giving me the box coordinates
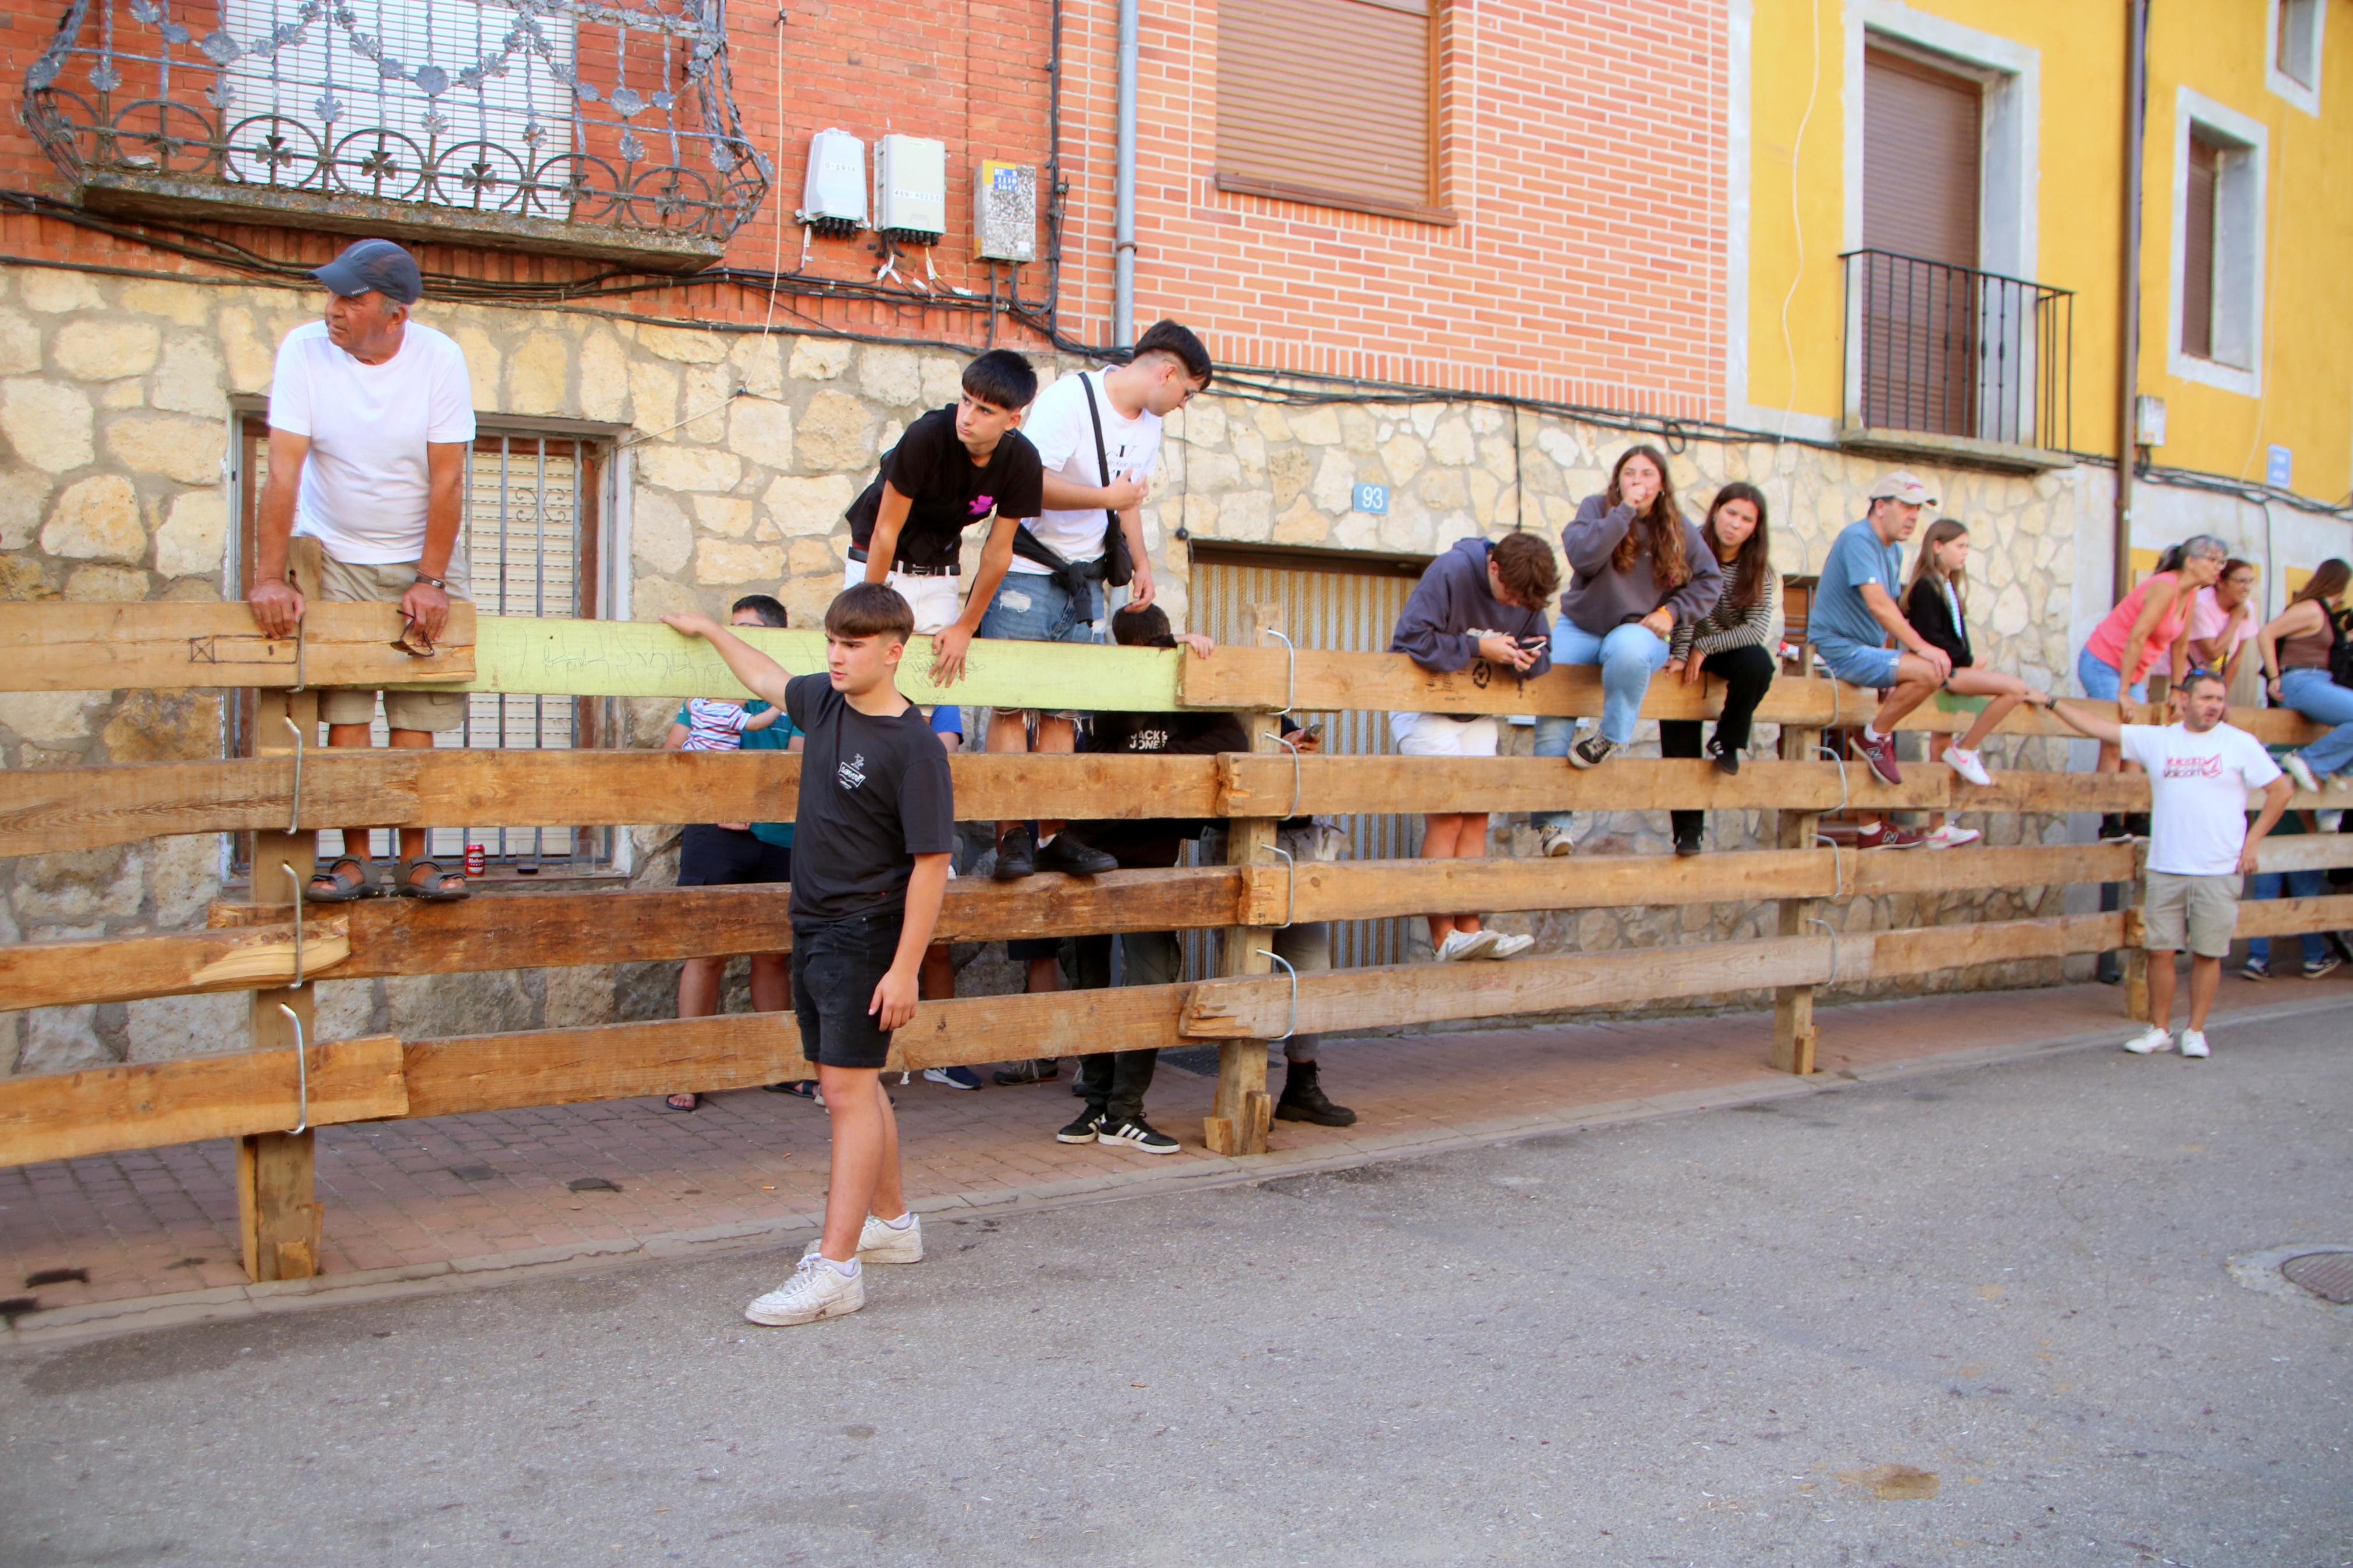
[678,824,793,887]
[791,911,904,1069]
[1007,937,1063,962]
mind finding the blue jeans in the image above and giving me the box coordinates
[2247,868,2326,966]
[1532,620,1669,834]
[2280,667,2353,777]
[2075,645,2146,703]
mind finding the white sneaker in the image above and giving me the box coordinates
[2123,1024,2175,1055]
[745,1255,865,1325]
[803,1212,923,1265]
[1922,824,1982,849]
[1481,933,1535,959]
[1436,929,1499,962]
[1537,825,1576,858]
[1944,745,1993,787]
[2284,754,2320,794]
[2178,1029,2211,1059]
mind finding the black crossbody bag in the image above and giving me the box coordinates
[1078,372,1136,589]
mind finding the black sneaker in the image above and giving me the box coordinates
[1098,1116,1179,1154]
[2098,814,2132,842]
[993,825,1037,880]
[1273,1061,1357,1127]
[1709,739,1741,776]
[2305,954,2343,980]
[992,1058,1060,1086]
[1035,831,1118,876]
[1673,828,1703,858]
[2237,958,2272,982]
[1568,734,1617,769]
[1056,1108,1103,1144]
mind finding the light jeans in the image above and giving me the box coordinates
[2280,667,2353,777]
[2246,868,2326,968]
[1532,619,1669,834]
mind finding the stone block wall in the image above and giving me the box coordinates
[0,262,2137,1073]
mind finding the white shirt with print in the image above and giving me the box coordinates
[2118,721,2284,876]
[1010,368,1161,572]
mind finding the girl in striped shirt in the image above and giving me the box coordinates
[682,696,784,752]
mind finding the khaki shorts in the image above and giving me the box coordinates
[294,536,471,731]
[2143,870,2241,958]
[841,561,961,636]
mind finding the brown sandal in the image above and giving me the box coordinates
[394,856,471,901]
[305,855,379,902]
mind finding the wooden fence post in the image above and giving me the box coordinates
[1204,603,1283,1157]
[2123,840,2151,1022]
[1770,721,1826,1075]
[237,685,323,1282]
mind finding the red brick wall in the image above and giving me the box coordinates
[0,0,1726,412]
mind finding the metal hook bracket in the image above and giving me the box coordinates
[1274,733,1305,820]
[1255,842,1297,929]
[280,1001,311,1135]
[282,713,306,837]
[282,861,306,989]
[1804,913,1841,986]
[1252,948,1299,1043]
[1812,831,1848,898]
[287,617,306,696]
[1259,628,1296,714]
[1814,743,1852,816]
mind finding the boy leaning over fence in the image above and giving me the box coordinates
[663,584,955,1327]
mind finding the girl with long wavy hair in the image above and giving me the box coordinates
[1656,482,1777,856]
[1531,445,1723,854]
[2257,557,2353,792]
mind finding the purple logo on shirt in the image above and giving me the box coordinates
[969,494,995,517]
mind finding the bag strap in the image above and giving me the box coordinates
[1078,371,1119,536]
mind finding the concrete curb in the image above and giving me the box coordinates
[8,991,2349,1352]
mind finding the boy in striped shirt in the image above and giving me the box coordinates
[681,695,784,752]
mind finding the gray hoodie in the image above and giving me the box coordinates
[1556,494,1724,634]
[1389,537,1553,677]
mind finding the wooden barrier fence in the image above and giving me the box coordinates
[2,602,2348,1283]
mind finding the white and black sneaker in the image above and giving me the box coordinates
[1568,734,1617,769]
[1056,1108,1103,1144]
[1099,1116,1179,1155]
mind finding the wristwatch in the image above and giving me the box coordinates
[412,573,448,590]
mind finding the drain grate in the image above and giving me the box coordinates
[2281,1251,2353,1305]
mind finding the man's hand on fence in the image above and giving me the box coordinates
[249,577,305,639]
[930,621,975,687]
[400,579,450,645]
[661,611,723,641]
[869,963,920,1033]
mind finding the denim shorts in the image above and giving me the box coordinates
[1812,638,1902,691]
[790,911,906,1069]
[2075,645,2146,703]
[978,571,1099,720]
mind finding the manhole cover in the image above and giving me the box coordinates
[2281,1251,2353,1305]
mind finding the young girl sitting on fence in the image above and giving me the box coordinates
[1656,482,1778,858]
[2257,558,2353,794]
[1900,519,2053,848]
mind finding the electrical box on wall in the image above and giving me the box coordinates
[798,129,867,235]
[2134,394,2168,448]
[874,134,947,242]
[973,160,1038,262]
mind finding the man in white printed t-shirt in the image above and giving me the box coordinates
[2047,670,2293,1059]
[247,239,479,902]
[976,318,1214,881]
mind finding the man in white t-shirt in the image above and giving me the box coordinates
[2047,670,2292,1058]
[977,318,1213,880]
[247,239,479,903]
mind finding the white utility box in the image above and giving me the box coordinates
[798,128,867,235]
[875,133,947,243]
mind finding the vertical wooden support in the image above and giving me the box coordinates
[1204,604,1283,1157]
[2123,840,2152,1022]
[1770,722,1826,1075]
[237,685,323,1281]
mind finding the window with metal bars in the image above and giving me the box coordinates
[232,413,619,880]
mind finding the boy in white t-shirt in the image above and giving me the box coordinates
[2047,671,2294,1058]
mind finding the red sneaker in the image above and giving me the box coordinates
[1854,821,1926,849]
[1851,729,1903,785]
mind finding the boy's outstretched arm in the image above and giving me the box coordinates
[871,852,952,1031]
[741,706,784,731]
[662,611,793,707]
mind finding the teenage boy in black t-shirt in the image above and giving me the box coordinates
[843,349,1045,684]
[662,584,954,1327]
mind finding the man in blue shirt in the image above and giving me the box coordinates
[1808,472,1955,847]
[662,595,799,1111]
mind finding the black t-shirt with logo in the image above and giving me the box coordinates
[844,407,1046,571]
[783,673,956,929]
[1071,709,1251,869]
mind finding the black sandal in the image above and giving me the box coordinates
[305,855,379,903]
[395,856,471,901]
[663,1093,700,1113]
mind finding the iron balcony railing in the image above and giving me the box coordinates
[1841,249,2074,454]
[23,0,769,269]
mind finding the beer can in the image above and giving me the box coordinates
[463,842,487,877]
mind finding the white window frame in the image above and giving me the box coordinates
[2167,87,2268,399]
[2267,0,2325,116]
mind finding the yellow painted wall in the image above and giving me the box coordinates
[1744,0,2353,505]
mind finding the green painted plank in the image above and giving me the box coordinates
[391,617,1184,710]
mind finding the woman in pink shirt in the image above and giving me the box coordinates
[2187,557,2261,701]
[2075,535,2227,786]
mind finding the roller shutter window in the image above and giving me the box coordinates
[1216,0,1436,218]
[1860,47,1983,438]
[2182,135,2220,362]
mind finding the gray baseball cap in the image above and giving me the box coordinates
[312,239,423,305]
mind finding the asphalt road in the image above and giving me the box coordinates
[5,1005,2350,1568]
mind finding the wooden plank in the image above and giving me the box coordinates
[1867,912,2128,980]
[1846,841,2137,897]
[2257,835,2353,874]
[1205,657,1282,1158]
[1770,722,1826,1076]
[0,601,474,692]
[2231,893,2353,940]
[241,687,323,1282]
[1240,848,1836,925]
[0,1035,407,1168]
[0,921,352,1011]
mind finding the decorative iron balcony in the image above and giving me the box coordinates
[1840,250,2074,460]
[23,0,769,271]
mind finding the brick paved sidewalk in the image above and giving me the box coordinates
[5,972,2347,1343]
